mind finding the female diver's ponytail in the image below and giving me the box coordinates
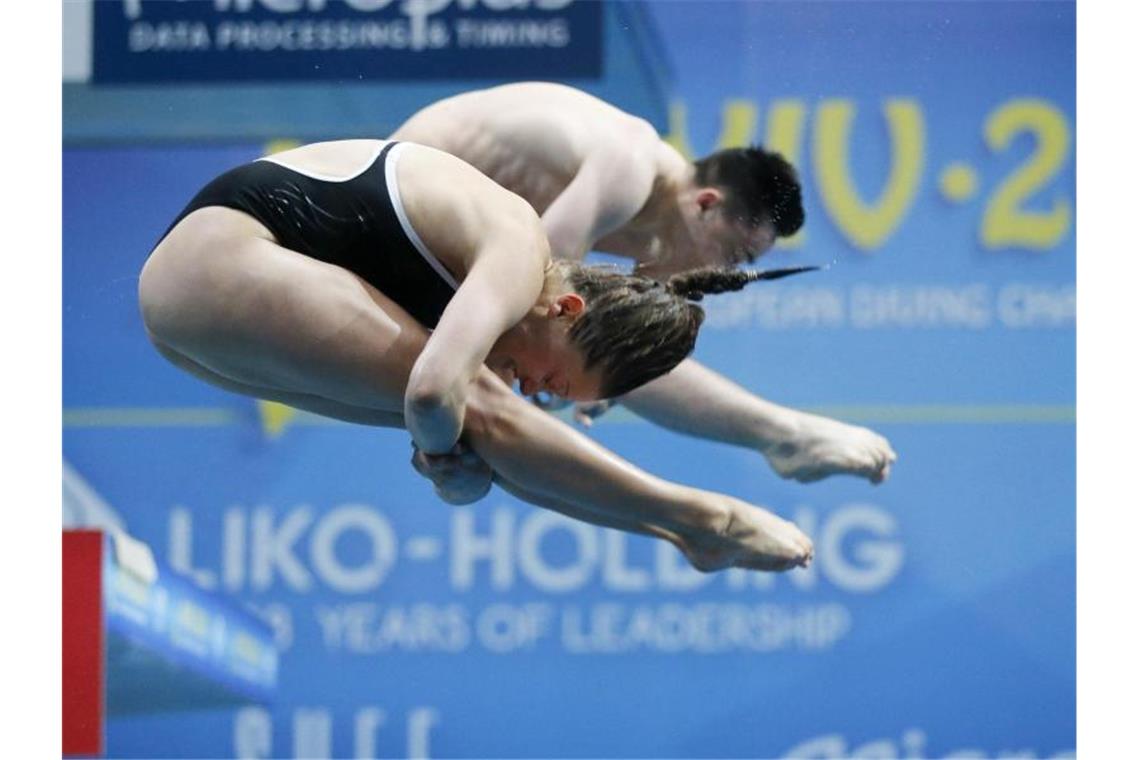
[665,264,820,302]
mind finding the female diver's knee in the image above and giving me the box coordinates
[137,253,176,346]
[137,229,233,349]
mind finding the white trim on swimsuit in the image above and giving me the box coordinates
[383,142,461,290]
[256,140,387,183]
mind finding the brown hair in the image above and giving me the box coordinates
[559,263,817,398]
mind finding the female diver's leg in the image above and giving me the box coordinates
[139,210,812,570]
[140,208,423,411]
[458,370,813,571]
[149,339,406,428]
[489,477,806,573]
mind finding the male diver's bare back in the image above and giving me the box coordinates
[393,83,667,217]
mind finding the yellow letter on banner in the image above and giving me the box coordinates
[814,99,924,251]
[717,99,759,149]
[664,99,696,160]
[665,98,759,158]
[980,99,1071,250]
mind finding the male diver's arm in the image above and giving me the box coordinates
[616,358,898,484]
[539,145,656,262]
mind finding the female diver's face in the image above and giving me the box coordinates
[488,297,608,402]
[492,328,607,401]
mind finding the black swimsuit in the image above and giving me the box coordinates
[162,140,458,328]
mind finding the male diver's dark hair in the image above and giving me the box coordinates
[694,146,805,238]
[558,262,819,399]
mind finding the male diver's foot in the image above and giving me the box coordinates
[763,413,897,485]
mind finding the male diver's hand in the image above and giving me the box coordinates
[410,440,494,505]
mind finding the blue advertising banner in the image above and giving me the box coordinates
[92,0,603,83]
[63,1,1075,757]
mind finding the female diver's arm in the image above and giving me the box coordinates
[402,173,549,454]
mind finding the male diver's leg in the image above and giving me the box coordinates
[618,359,898,484]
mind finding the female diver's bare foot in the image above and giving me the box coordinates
[682,497,814,573]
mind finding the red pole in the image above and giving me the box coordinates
[62,530,104,756]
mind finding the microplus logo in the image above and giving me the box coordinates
[119,0,576,22]
[99,0,599,82]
